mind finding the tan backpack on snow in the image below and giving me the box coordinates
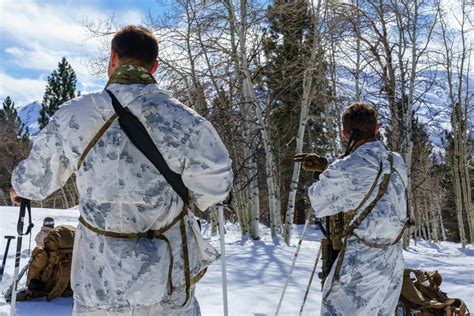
[20,225,75,301]
[398,269,470,316]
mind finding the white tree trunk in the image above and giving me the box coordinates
[248,146,260,239]
[231,0,279,238]
[61,188,69,209]
[0,190,8,206]
[283,0,323,245]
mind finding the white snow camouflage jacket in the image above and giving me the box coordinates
[12,81,233,309]
[309,141,408,316]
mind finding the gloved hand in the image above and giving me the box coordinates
[294,153,328,172]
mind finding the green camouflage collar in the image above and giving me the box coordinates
[106,64,157,87]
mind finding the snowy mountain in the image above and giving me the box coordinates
[17,102,41,137]
[336,68,474,157]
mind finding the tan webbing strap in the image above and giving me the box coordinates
[345,153,394,235]
[191,268,207,285]
[79,212,185,239]
[332,153,394,285]
[178,209,192,307]
[156,235,174,297]
[79,210,189,302]
[77,113,118,170]
[350,160,385,216]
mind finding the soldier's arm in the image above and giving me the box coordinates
[181,120,233,211]
[11,116,73,201]
[308,157,378,218]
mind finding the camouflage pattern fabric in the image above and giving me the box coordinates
[106,64,157,86]
[35,225,53,247]
[308,141,407,316]
[12,65,233,314]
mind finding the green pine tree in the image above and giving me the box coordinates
[39,57,77,129]
[263,0,331,224]
[0,96,17,122]
[0,96,31,204]
[0,96,28,139]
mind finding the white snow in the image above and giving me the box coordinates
[0,206,472,315]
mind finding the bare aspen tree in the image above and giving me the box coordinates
[283,0,323,245]
[0,190,7,206]
[438,0,473,246]
[223,0,281,239]
[337,0,439,248]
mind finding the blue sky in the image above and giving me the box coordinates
[0,0,170,106]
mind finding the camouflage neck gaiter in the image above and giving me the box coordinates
[106,64,157,87]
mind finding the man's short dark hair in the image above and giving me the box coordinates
[342,102,378,141]
[111,25,158,69]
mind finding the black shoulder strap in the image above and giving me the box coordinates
[105,89,189,204]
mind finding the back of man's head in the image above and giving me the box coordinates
[342,102,378,141]
[111,25,158,70]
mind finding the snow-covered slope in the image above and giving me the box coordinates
[0,206,472,315]
[336,68,474,157]
[17,102,41,137]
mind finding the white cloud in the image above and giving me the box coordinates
[0,73,46,106]
[0,0,145,104]
[4,45,105,91]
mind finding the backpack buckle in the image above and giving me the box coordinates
[146,230,155,239]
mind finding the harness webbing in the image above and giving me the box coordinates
[77,113,118,170]
[77,89,198,306]
[78,213,185,239]
[330,152,397,291]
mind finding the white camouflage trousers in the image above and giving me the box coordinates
[72,288,200,316]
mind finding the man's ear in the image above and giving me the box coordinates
[375,123,381,135]
[342,129,349,141]
[150,60,159,74]
[111,49,119,67]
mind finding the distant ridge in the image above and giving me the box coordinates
[17,101,41,137]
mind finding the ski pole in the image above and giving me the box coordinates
[275,217,311,316]
[0,236,15,284]
[218,203,229,316]
[299,243,322,315]
[3,259,31,300]
[10,198,34,316]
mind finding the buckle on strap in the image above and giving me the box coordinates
[146,230,155,239]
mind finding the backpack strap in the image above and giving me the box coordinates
[330,152,394,289]
[77,90,195,306]
[77,113,118,170]
[105,89,189,204]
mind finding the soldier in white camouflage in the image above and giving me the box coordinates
[11,25,233,315]
[307,103,408,315]
[35,217,54,248]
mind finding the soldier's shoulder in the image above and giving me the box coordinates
[389,151,408,181]
[54,92,105,119]
[142,90,208,127]
[389,151,405,164]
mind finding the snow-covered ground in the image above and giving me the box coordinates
[0,206,472,315]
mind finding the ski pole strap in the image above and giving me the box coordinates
[18,199,34,236]
[315,220,327,238]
